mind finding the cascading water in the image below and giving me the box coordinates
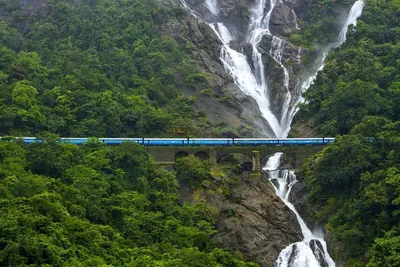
[180,0,364,138]
[264,3,364,265]
[297,0,364,111]
[292,10,301,30]
[338,0,365,43]
[204,0,219,16]
[181,0,294,137]
[264,153,335,267]
[180,0,364,265]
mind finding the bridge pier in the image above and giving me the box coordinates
[209,148,217,167]
[146,145,326,171]
[252,151,261,171]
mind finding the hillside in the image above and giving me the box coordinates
[298,0,400,265]
[1,0,400,266]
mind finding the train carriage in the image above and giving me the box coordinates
[144,138,188,146]
[61,138,88,144]
[233,138,280,146]
[189,138,233,146]
[1,137,337,146]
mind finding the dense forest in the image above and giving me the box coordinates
[299,0,400,265]
[0,0,260,265]
[0,0,214,137]
[1,0,400,266]
[0,137,257,266]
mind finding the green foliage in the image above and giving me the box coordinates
[175,155,212,187]
[0,0,211,137]
[367,231,400,267]
[294,0,354,46]
[300,0,400,135]
[303,118,400,264]
[300,3,400,262]
[0,141,257,266]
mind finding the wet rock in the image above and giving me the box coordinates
[212,174,222,183]
[310,239,329,267]
[242,42,253,58]
[260,54,287,117]
[158,4,274,136]
[288,181,307,216]
[204,178,303,266]
[219,0,254,38]
[270,1,293,27]
[229,40,243,53]
[270,1,298,37]
[282,0,303,9]
[222,83,280,136]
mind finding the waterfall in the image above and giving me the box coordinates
[204,0,219,15]
[180,0,292,137]
[292,10,301,30]
[179,0,364,263]
[296,0,364,111]
[296,47,302,64]
[338,0,365,43]
[264,153,336,267]
[179,0,364,138]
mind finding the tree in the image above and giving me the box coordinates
[175,155,211,187]
[318,80,388,135]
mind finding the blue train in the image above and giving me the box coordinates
[0,137,335,146]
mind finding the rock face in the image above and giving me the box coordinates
[288,180,307,217]
[170,0,357,137]
[204,177,302,266]
[159,1,277,136]
[174,0,316,136]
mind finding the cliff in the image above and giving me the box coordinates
[161,0,355,137]
[180,171,303,266]
[159,0,278,136]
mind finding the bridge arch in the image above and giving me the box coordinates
[195,151,209,160]
[217,152,252,164]
[175,151,189,161]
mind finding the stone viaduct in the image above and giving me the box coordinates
[146,145,326,171]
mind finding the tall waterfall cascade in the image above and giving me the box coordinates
[180,0,364,138]
[180,0,364,265]
[264,153,335,267]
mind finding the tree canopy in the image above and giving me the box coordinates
[0,0,213,137]
[299,0,400,265]
[0,140,257,266]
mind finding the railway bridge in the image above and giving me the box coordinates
[2,137,332,171]
[146,145,326,171]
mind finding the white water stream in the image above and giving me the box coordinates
[338,0,365,43]
[264,153,335,267]
[180,0,364,265]
[180,0,364,138]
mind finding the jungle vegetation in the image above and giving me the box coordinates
[0,0,212,138]
[0,138,257,266]
[0,0,258,266]
[300,0,400,265]
[1,0,400,265]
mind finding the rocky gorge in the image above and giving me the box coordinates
[160,0,355,137]
[0,0,365,265]
[164,0,362,265]
[179,167,304,266]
